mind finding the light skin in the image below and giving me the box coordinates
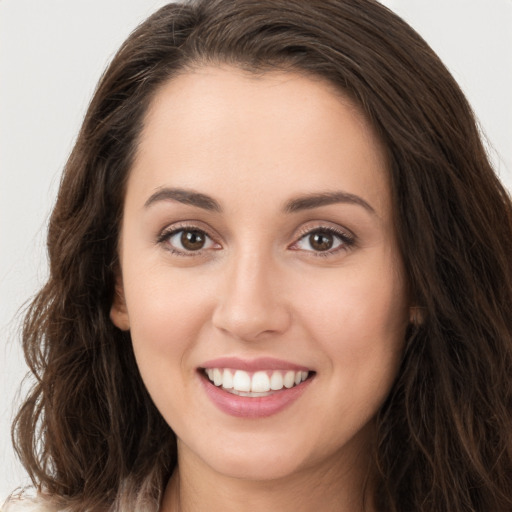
[111,66,410,511]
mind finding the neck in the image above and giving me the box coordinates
[160,442,376,512]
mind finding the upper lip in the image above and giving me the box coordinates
[200,356,312,372]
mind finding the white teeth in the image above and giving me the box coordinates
[233,370,251,392]
[222,368,233,389]
[213,368,223,386]
[204,368,310,394]
[270,371,284,390]
[283,371,295,389]
[251,371,270,393]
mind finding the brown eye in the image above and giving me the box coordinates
[309,232,334,251]
[181,230,206,251]
[292,227,353,255]
[163,228,218,254]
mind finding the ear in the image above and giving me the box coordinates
[409,306,425,326]
[110,274,130,331]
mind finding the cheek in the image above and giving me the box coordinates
[295,256,408,377]
[296,265,407,437]
[122,266,218,427]
[123,264,215,369]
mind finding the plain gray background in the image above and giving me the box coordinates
[1,0,511,501]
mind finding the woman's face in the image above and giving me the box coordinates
[111,66,409,482]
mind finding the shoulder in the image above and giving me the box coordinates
[2,495,63,512]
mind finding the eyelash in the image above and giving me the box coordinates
[156,223,356,258]
[156,222,220,257]
[291,225,356,257]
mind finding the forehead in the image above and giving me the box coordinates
[129,65,391,219]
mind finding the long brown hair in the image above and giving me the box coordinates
[12,1,512,510]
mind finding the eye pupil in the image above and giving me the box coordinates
[181,230,205,250]
[310,232,333,251]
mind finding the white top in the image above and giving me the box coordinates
[1,497,62,512]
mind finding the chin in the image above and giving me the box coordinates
[210,453,306,482]
[182,433,312,482]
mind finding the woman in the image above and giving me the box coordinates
[4,0,512,510]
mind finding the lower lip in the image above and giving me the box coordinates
[200,373,313,419]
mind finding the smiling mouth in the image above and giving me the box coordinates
[202,368,312,397]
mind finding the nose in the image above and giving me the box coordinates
[211,252,292,342]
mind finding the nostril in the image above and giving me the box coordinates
[211,303,292,341]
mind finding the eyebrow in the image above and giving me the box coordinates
[284,191,376,215]
[144,187,376,216]
[144,187,222,212]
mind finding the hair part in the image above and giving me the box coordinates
[12,1,512,511]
